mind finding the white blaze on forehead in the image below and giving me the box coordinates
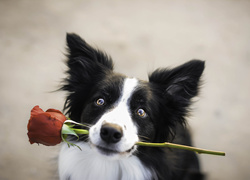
[121,78,138,103]
[106,77,138,125]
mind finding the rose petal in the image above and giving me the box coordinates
[27,106,67,146]
[31,105,44,116]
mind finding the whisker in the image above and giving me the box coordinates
[138,135,151,142]
[78,134,89,141]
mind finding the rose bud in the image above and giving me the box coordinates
[27,105,67,146]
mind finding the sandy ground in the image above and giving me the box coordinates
[0,0,250,179]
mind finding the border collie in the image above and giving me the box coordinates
[59,33,205,180]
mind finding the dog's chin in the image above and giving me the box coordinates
[90,142,136,159]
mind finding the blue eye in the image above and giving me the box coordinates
[137,108,146,117]
[96,98,105,106]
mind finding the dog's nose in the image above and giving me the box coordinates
[100,123,123,144]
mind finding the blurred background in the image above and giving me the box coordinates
[0,0,250,179]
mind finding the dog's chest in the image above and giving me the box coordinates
[58,143,153,180]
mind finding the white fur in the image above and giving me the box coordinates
[59,143,153,180]
[89,78,139,159]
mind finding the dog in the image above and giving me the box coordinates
[58,33,205,180]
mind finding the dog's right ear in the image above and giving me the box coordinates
[62,33,114,121]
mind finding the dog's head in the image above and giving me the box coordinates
[62,33,204,159]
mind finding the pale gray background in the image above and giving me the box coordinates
[0,0,250,179]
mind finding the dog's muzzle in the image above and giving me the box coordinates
[100,123,123,144]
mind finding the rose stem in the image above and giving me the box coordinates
[71,128,89,135]
[136,141,225,156]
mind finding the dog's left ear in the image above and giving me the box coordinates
[149,60,205,101]
[149,60,205,140]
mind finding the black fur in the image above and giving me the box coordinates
[61,33,205,180]
[62,33,114,121]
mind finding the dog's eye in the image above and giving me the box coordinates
[96,98,105,106]
[137,108,146,117]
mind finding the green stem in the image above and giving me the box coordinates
[136,141,225,156]
[71,128,89,135]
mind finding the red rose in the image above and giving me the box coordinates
[27,105,66,146]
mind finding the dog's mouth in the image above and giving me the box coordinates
[91,143,135,156]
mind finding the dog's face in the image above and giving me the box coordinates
[62,33,204,160]
[81,76,156,159]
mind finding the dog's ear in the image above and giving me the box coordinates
[149,60,205,140]
[149,60,204,100]
[66,33,113,71]
[62,33,114,121]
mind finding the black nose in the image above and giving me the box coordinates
[100,123,123,144]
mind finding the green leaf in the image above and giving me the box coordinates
[61,123,79,138]
[61,124,82,150]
